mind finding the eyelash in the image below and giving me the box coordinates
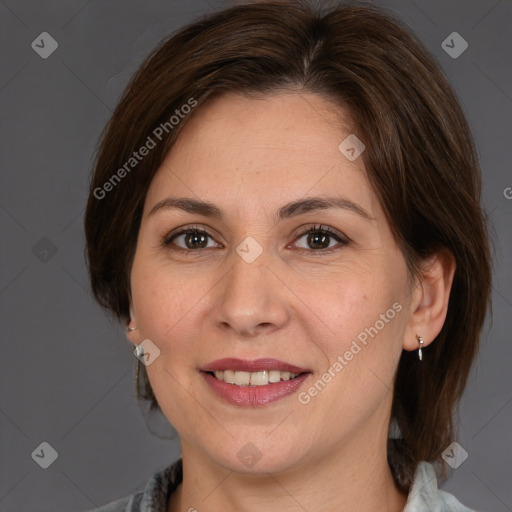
[161,224,349,255]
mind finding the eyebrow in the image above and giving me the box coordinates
[148,195,374,222]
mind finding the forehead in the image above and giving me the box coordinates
[143,92,377,219]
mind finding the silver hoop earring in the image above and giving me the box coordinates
[416,335,424,361]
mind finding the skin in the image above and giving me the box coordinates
[127,92,456,512]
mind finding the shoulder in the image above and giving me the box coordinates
[79,492,142,512]
[78,458,182,512]
[437,488,479,512]
[404,461,479,512]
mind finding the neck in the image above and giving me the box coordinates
[168,429,407,512]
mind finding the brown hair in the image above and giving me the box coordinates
[84,0,492,491]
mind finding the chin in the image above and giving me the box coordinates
[208,439,305,475]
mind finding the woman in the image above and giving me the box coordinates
[83,1,492,510]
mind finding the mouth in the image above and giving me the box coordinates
[200,357,311,387]
[203,369,307,387]
[199,358,312,406]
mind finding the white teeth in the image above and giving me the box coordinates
[223,370,235,384]
[250,371,268,386]
[268,370,281,383]
[234,371,250,386]
[211,370,300,386]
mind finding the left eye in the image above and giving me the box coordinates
[292,225,348,252]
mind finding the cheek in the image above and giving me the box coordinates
[323,269,407,375]
[293,262,406,351]
[131,253,196,334]
[130,260,206,425]
[301,283,406,415]
[298,265,408,416]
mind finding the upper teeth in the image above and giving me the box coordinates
[213,370,300,386]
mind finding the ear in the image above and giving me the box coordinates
[403,248,456,351]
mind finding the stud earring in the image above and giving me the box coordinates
[127,326,137,332]
[416,335,424,361]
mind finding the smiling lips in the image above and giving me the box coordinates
[200,358,312,406]
[212,369,300,386]
[201,357,310,373]
[201,357,310,385]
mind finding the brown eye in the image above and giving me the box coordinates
[163,228,218,251]
[304,231,330,250]
[162,224,348,255]
[293,225,348,252]
[180,231,210,249]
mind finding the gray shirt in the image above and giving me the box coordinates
[83,458,478,512]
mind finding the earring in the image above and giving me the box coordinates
[135,355,141,396]
[416,335,424,361]
[134,342,144,397]
[134,344,144,359]
[127,326,137,332]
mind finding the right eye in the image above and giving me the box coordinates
[162,226,220,253]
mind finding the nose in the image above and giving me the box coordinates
[213,250,290,338]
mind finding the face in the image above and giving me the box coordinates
[129,92,415,474]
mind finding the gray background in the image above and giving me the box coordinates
[0,0,510,511]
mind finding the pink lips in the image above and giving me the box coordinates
[200,358,312,407]
[201,357,310,374]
